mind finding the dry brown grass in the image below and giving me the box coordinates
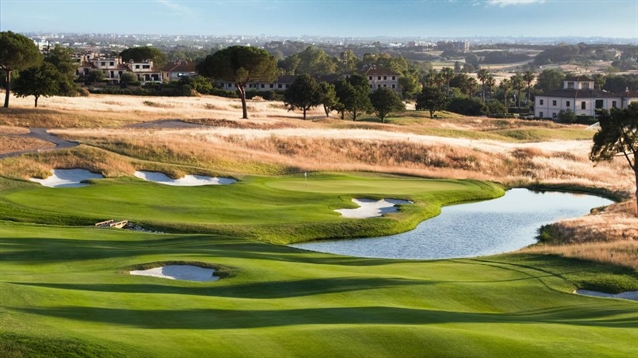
[0,135,55,154]
[1,92,636,269]
[0,126,29,135]
[524,241,638,271]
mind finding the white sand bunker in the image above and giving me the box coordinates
[336,198,412,219]
[134,171,236,186]
[130,265,219,282]
[575,289,638,301]
[29,169,104,188]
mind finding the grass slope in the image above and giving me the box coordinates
[1,222,636,357]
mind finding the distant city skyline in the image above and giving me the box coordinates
[2,0,637,40]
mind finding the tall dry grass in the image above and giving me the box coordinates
[0,136,55,154]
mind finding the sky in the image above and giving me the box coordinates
[1,0,637,39]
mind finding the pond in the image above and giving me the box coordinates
[290,189,613,260]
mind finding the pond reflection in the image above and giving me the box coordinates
[290,189,613,260]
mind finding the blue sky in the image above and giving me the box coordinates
[1,0,636,39]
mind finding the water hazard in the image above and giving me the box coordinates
[290,189,613,260]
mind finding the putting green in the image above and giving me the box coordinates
[0,173,504,243]
[264,174,474,194]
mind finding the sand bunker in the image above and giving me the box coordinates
[29,169,104,188]
[336,198,412,219]
[134,171,236,186]
[129,265,219,282]
[575,289,638,301]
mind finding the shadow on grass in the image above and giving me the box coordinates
[12,277,431,299]
[0,235,398,267]
[12,305,637,330]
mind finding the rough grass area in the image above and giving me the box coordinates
[0,223,636,358]
[0,135,55,154]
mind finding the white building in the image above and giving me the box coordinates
[535,76,638,119]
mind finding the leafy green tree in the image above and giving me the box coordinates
[416,86,447,119]
[87,69,104,84]
[0,31,43,108]
[12,63,59,107]
[333,79,354,120]
[557,108,576,123]
[369,87,405,123]
[399,72,420,99]
[120,46,168,70]
[45,45,78,96]
[119,72,139,87]
[447,97,486,116]
[590,105,638,215]
[345,74,373,121]
[534,69,565,93]
[283,74,321,120]
[338,50,360,73]
[197,46,278,119]
[465,54,480,69]
[298,46,337,75]
[317,81,338,118]
[485,99,506,116]
[180,75,213,94]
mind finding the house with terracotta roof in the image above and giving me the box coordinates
[161,60,197,82]
[534,76,638,119]
[75,53,162,84]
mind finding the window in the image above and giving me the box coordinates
[383,84,387,87]
[552,100,557,106]
[392,84,396,89]
[552,113,557,118]
[368,76,372,80]
[277,84,282,88]
[110,62,114,66]
[595,99,603,109]
[567,82,574,89]
[539,99,544,105]
[135,65,140,69]
[539,112,544,118]
[392,76,396,80]
[383,76,387,80]
[582,82,590,89]
[581,101,586,110]
[566,101,570,107]
[612,101,617,108]
[142,65,150,69]
[101,62,106,66]
[261,84,265,88]
[269,84,274,88]
[285,84,289,88]
[378,76,381,80]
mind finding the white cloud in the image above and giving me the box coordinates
[487,0,546,6]
[156,0,193,15]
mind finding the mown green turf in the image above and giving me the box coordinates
[0,173,503,244]
[1,222,636,358]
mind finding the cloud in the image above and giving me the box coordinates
[156,0,193,15]
[487,0,546,6]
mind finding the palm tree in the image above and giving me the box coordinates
[440,67,455,97]
[511,73,526,108]
[484,75,496,101]
[522,70,535,105]
[477,68,490,102]
[466,77,478,98]
[499,78,512,112]
[593,74,606,90]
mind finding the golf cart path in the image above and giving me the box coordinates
[0,127,79,159]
